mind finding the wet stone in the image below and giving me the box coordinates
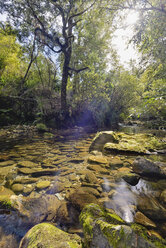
[67,187,98,210]
[87,164,109,175]
[36,180,51,190]
[84,171,98,184]
[108,156,123,168]
[0,186,15,196]
[0,160,15,167]
[79,187,100,197]
[17,161,39,168]
[11,184,24,193]
[134,211,156,228]
[122,173,140,186]
[137,195,166,220]
[18,167,59,177]
[88,155,108,165]
[68,158,84,164]
[46,182,65,194]
[160,189,166,205]
[13,177,38,184]
[23,185,34,195]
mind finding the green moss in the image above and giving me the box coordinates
[20,223,82,248]
[95,220,131,248]
[36,123,48,132]
[131,223,166,248]
[0,195,12,209]
[80,204,166,248]
[105,212,125,224]
[67,241,81,248]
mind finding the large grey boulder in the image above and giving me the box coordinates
[133,157,166,178]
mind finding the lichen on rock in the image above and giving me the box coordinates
[19,223,82,248]
[80,203,166,248]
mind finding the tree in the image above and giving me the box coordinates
[67,4,113,126]
[0,24,23,95]
[1,0,97,117]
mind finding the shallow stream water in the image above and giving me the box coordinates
[0,125,166,247]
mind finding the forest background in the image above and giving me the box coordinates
[0,0,165,129]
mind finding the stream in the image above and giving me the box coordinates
[0,125,166,247]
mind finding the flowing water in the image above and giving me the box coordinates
[0,125,166,247]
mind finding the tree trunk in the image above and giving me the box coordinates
[61,54,70,114]
[60,18,73,116]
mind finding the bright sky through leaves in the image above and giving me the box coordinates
[112,10,140,68]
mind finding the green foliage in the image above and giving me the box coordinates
[0,26,23,94]
[36,123,48,132]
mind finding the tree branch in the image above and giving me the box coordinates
[69,1,96,20]
[68,67,89,73]
[27,0,45,29]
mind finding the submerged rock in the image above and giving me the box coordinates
[0,160,14,167]
[36,180,51,190]
[11,184,24,194]
[80,203,166,248]
[88,155,108,165]
[19,223,82,248]
[67,187,98,211]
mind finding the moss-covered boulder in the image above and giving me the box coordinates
[80,204,166,248]
[89,131,119,152]
[19,223,82,248]
[90,131,166,155]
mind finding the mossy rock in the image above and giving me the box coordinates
[19,223,82,248]
[0,186,15,209]
[80,204,166,248]
[90,131,166,155]
[89,131,119,152]
[0,195,13,209]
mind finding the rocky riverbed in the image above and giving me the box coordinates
[0,125,166,247]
